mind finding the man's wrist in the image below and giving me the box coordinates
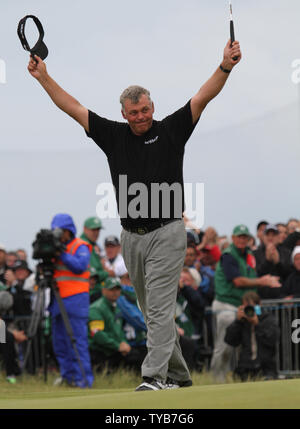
[37,72,50,86]
[220,61,233,73]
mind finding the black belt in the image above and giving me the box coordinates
[123,219,178,235]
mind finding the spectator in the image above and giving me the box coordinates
[117,273,147,361]
[178,267,205,341]
[210,224,281,382]
[50,213,94,388]
[0,245,7,284]
[5,252,18,268]
[102,236,127,279]
[281,246,300,299]
[16,249,28,261]
[80,216,109,299]
[176,267,204,370]
[9,260,34,317]
[254,224,292,299]
[89,267,102,304]
[282,219,300,251]
[197,227,219,254]
[276,223,288,245]
[88,278,144,373]
[225,291,279,381]
[198,246,217,349]
[256,221,268,246]
[248,235,257,251]
[186,229,201,248]
[184,245,199,269]
[287,218,300,235]
[0,291,28,383]
[218,236,230,252]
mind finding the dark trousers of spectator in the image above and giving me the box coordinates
[179,336,198,371]
[234,366,277,382]
[0,330,21,377]
[90,345,147,374]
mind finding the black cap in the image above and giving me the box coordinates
[12,260,32,273]
[17,15,48,60]
[104,236,120,247]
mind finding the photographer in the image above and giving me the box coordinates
[224,291,279,381]
[49,213,94,388]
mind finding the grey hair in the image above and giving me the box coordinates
[120,85,152,110]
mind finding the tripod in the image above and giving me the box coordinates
[22,262,88,385]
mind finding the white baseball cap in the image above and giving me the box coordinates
[291,246,300,263]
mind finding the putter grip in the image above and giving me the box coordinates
[230,21,238,61]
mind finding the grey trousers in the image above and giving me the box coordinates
[120,219,191,382]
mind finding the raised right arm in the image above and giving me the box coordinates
[27,55,89,132]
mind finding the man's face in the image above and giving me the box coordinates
[257,224,267,243]
[199,250,215,267]
[180,271,195,287]
[294,254,300,271]
[15,268,30,281]
[263,231,279,246]
[184,247,197,267]
[60,229,72,243]
[16,250,27,261]
[0,250,6,266]
[105,244,120,260]
[89,276,98,290]
[84,227,100,244]
[287,220,299,235]
[277,225,288,244]
[121,94,154,136]
[6,254,17,267]
[102,287,122,302]
[232,234,249,251]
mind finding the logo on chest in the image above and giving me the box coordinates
[144,136,158,145]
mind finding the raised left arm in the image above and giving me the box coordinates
[190,40,242,124]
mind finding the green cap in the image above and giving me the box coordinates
[84,217,103,230]
[102,277,121,290]
[232,224,251,237]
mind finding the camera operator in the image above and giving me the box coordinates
[224,291,279,381]
[49,213,94,388]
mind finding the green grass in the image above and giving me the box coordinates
[0,370,299,409]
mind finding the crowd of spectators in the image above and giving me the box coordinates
[1,216,300,384]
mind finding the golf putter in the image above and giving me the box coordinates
[229,2,239,61]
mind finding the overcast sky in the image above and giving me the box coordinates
[0,0,299,264]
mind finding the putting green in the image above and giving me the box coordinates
[0,379,299,409]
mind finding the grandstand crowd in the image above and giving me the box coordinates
[0,216,300,385]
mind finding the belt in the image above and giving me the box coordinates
[123,219,178,235]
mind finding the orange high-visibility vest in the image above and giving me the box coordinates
[53,238,92,298]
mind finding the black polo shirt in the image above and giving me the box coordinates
[85,100,198,229]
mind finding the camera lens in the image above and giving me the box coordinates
[244,305,255,318]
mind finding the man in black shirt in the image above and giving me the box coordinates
[27,38,242,391]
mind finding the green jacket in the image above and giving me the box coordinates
[0,282,7,291]
[80,232,109,295]
[215,243,257,307]
[88,296,127,356]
